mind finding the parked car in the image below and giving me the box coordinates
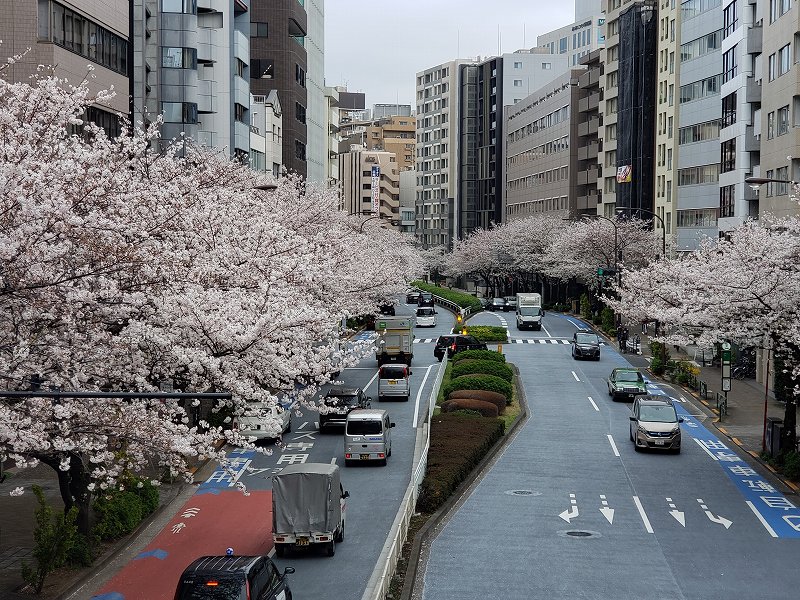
[415,306,437,327]
[571,331,601,361]
[345,409,395,466]
[174,555,294,600]
[447,334,488,359]
[488,297,506,312]
[232,402,291,442]
[406,289,421,304]
[377,364,411,401]
[320,386,371,430]
[629,396,683,453]
[434,335,457,362]
[502,296,517,312]
[607,368,647,401]
[417,292,435,307]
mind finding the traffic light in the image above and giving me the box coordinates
[597,267,617,277]
[457,313,463,324]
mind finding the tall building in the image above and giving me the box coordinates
[340,149,401,229]
[2,1,130,136]
[505,69,584,220]
[575,50,603,218]
[340,115,416,172]
[305,0,326,183]
[250,0,308,177]
[249,91,283,177]
[537,11,607,69]
[324,86,341,186]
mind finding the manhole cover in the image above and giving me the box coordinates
[504,489,541,496]
[558,530,601,539]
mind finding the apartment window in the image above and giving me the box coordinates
[162,102,198,124]
[235,58,246,78]
[682,0,722,20]
[514,61,523,68]
[768,111,776,138]
[251,21,268,37]
[559,37,568,53]
[722,92,737,127]
[608,70,618,88]
[295,102,306,124]
[679,75,722,103]
[162,0,197,13]
[162,47,197,69]
[513,79,523,87]
[680,30,722,62]
[606,124,617,141]
[770,0,792,22]
[778,105,790,135]
[668,84,674,106]
[720,184,735,218]
[542,62,552,70]
[722,48,738,82]
[295,140,306,162]
[779,44,791,76]
[677,209,718,227]
[723,0,738,37]
[606,97,618,114]
[295,64,306,88]
[234,103,246,123]
[769,53,777,81]
[678,164,719,185]
[721,138,736,172]
[669,52,675,73]
[666,180,672,202]
[251,59,274,80]
[776,166,789,194]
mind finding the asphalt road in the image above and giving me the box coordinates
[421,312,800,600]
[90,299,452,600]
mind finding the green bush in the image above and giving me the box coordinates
[451,359,513,383]
[580,293,591,319]
[782,451,800,481]
[410,281,482,311]
[92,477,160,542]
[601,307,616,335]
[448,389,507,413]
[452,350,505,363]
[441,398,499,418]
[416,413,504,514]
[649,342,670,376]
[442,374,513,400]
[450,325,508,342]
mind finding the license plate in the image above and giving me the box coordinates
[360,454,371,460]
[296,537,309,546]
[388,380,397,384]
[654,440,665,446]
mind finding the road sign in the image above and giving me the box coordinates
[721,342,731,350]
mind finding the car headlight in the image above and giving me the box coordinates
[671,425,681,435]
[637,425,648,435]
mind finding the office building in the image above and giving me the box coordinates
[249,91,283,177]
[373,103,413,119]
[538,10,606,69]
[339,149,401,229]
[340,115,416,172]
[575,50,603,218]
[325,86,341,186]
[305,0,326,183]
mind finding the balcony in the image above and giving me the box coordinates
[579,92,600,113]
[744,125,760,152]
[577,192,600,211]
[578,118,599,137]
[746,77,761,103]
[746,25,763,55]
[578,143,599,161]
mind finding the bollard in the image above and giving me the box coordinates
[497,344,503,354]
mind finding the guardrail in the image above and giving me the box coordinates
[361,358,447,600]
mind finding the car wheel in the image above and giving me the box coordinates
[326,540,336,557]
[595,355,601,361]
[673,447,681,455]
[275,543,286,558]
[379,458,388,466]
[629,428,634,442]
[335,522,344,543]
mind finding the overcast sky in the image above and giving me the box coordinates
[324,0,577,108]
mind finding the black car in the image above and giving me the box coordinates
[406,289,421,304]
[447,334,488,358]
[487,297,506,312]
[433,335,457,362]
[417,292,435,307]
[320,386,371,429]
[378,302,396,316]
[571,330,601,360]
[174,555,294,600]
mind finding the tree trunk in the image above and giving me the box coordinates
[776,343,799,456]
[36,452,93,536]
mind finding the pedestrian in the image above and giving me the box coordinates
[641,321,647,334]
[620,327,629,354]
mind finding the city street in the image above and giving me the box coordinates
[421,314,800,600]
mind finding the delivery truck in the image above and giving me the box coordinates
[374,316,414,365]
[516,293,544,330]
[272,463,349,557]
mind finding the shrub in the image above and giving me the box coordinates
[441,398,499,418]
[442,374,512,400]
[452,350,505,363]
[410,281,482,311]
[448,389,507,413]
[580,293,591,319]
[92,476,159,542]
[450,325,508,342]
[601,307,616,335]
[416,413,504,514]
[649,342,670,376]
[782,451,800,481]
[451,359,513,383]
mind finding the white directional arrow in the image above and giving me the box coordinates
[666,498,685,527]
[559,493,579,523]
[599,495,614,524]
[697,498,733,529]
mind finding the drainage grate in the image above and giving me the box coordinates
[558,529,601,539]
[567,531,592,537]
[504,489,541,496]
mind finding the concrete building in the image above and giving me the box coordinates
[575,50,603,218]
[339,149,401,230]
[249,91,283,177]
[338,89,367,125]
[340,116,416,173]
[505,69,584,220]
[399,170,417,234]
[373,103,413,119]
[324,86,341,187]
[538,10,607,69]
[2,0,130,136]
[250,0,308,177]
[305,0,326,183]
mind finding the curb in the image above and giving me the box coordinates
[401,363,529,600]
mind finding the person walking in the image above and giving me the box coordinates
[620,327,629,354]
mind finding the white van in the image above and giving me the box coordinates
[377,364,411,401]
[415,306,437,327]
[344,409,395,466]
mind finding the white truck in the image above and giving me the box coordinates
[374,316,414,365]
[516,293,545,331]
[272,463,349,557]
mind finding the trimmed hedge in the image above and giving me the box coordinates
[93,477,160,541]
[442,374,513,400]
[451,325,508,342]
[448,390,507,413]
[452,349,506,363]
[416,413,504,514]
[441,398,499,418]
[451,359,513,383]
[411,281,482,311]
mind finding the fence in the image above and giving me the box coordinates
[360,358,447,600]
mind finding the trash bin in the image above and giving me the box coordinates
[766,417,783,457]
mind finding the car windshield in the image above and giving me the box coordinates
[325,393,359,407]
[347,420,382,435]
[638,405,678,423]
[437,336,454,346]
[417,308,434,316]
[380,366,406,379]
[576,333,598,344]
[492,298,504,303]
[518,307,541,316]
[177,576,244,600]
[617,371,643,383]
[504,297,516,302]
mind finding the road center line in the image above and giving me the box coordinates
[572,371,580,382]
[633,496,654,533]
[541,322,553,338]
[587,396,599,411]
[693,437,719,460]
[606,434,620,457]
[412,365,435,427]
[745,500,779,537]
[366,369,380,392]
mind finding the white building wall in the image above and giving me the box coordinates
[537,15,606,71]
[305,0,326,183]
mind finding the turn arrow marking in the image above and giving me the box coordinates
[600,507,615,524]
[669,510,686,527]
[559,493,579,523]
[697,498,733,529]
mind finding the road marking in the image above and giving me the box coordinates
[541,322,553,337]
[666,498,686,527]
[746,500,779,537]
[633,496,654,533]
[587,396,599,411]
[330,457,337,464]
[599,495,615,524]
[697,498,733,529]
[366,369,379,391]
[559,493,579,523]
[572,371,580,382]
[298,422,308,430]
[412,365,435,427]
[693,437,719,460]
[606,434,620,457]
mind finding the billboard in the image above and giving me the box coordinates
[616,165,632,183]
[371,165,380,214]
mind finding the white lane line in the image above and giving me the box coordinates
[315,421,319,429]
[587,396,599,411]
[541,322,553,337]
[330,457,337,464]
[746,500,779,538]
[633,496,654,533]
[572,371,580,382]
[694,437,719,460]
[366,369,379,391]
[299,421,308,430]
[561,340,570,345]
[412,365,435,427]
[606,434,620,457]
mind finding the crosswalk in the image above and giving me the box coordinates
[411,338,608,345]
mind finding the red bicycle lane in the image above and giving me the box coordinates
[92,489,272,600]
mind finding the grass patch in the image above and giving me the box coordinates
[451,325,508,342]
[411,281,481,311]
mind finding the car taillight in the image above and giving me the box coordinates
[450,343,456,350]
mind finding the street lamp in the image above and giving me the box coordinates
[744,176,796,197]
[615,207,666,259]
[358,214,400,233]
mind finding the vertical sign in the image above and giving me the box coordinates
[371,165,380,214]
[721,342,732,393]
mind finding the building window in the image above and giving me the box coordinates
[776,166,790,194]
[295,102,306,124]
[162,102,198,124]
[680,75,722,103]
[513,79,523,87]
[720,184,735,218]
[722,92,737,127]
[769,53,777,81]
[251,59,274,80]
[514,61,523,68]
[559,37,568,53]
[162,47,197,69]
[678,164,720,185]
[722,48,737,82]
[251,21,268,37]
[295,141,306,162]
[779,44,791,76]
[682,0,722,20]
[542,62,552,70]
[234,103,246,123]
[162,0,197,13]
[677,209,718,228]
[295,64,306,88]
[778,105,790,135]
[721,138,736,172]
[680,30,722,62]
[770,0,792,22]
[767,111,776,139]
[723,0,738,37]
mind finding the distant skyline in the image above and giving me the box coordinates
[324,0,579,109]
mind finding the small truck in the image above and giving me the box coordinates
[374,316,414,366]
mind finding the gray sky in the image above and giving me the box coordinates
[324,0,576,108]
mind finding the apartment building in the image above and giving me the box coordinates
[249,91,283,177]
[575,50,603,218]
[341,116,416,172]
[325,86,341,186]
[250,0,308,177]
[305,0,327,183]
[339,150,401,230]
[2,1,129,136]
[537,8,606,68]
[505,70,584,220]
